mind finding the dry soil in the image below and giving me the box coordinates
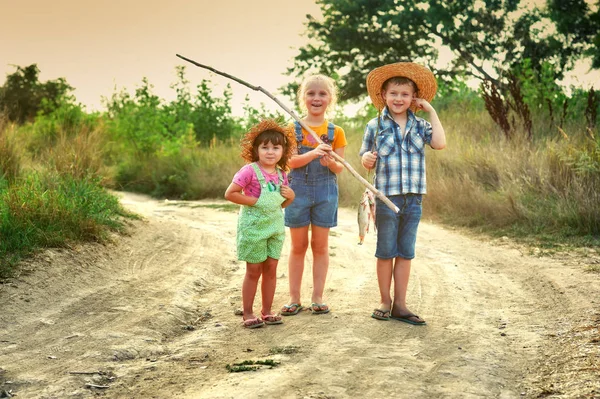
[0,192,599,398]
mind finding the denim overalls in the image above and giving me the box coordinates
[284,121,339,228]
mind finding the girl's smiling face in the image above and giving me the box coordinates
[303,81,331,117]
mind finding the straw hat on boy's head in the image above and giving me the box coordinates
[366,62,437,112]
[240,119,296,165]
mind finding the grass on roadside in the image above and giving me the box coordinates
[0,172,136,278]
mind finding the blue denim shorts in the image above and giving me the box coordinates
[284,178,338,228]
[375,194,422,259]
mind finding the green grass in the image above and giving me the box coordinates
[586,264,600,273]
[269,346,300,355]
[0,173,135,278]
[225,359,280,372]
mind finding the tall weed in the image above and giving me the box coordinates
[0,114,21,182]
[425,110,600,242]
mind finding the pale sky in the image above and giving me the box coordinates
[1,1,598,117]
[0,0,322,115]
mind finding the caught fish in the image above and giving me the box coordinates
[357,189,376,245]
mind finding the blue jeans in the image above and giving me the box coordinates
[375,194,422,259]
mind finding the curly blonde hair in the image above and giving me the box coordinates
[296,74,339,116]
[240,119,296,172]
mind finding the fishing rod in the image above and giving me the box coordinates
[175,53,399,213]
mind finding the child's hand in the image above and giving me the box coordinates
[413,98,433,112]
[313,143,332,158]
[362,151,378,169]
[280,185,295,201]
[320,153,335,167]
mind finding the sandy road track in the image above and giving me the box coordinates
[0,192,598,398]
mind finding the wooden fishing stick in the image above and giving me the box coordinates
[175,54,399,213]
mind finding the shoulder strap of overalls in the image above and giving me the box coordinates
[250,163,266,184]
[276,168,283,185]
[294,121,303,143]
[327,122,335,143]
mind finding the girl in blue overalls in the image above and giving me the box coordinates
[281,75,348,316]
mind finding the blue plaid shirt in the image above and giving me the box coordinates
[359,108,433,196]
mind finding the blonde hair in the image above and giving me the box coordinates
[296,74,339,115]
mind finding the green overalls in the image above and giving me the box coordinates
[237,163,286,263]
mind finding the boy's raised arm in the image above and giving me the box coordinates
[428,109,446,150]
[415,98,446,150]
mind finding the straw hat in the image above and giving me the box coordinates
[366,62,437,111]
[240,119,296,166]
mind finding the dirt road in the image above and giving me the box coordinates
[1,192,598,398]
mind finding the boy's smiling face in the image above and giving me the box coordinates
[382,82,415,117]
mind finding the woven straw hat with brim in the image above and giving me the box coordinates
[366,62,437,112]
[240,119,297,171]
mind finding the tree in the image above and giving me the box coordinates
[547,0,600,69]
[0,64,73,124]
[285,0,587,102]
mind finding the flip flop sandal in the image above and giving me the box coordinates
[261,313,283,325]
[311,303,330,315]
[371,308,391,321]
[281,303,303,316]
[390,313,426,325]
[242,317,265,329]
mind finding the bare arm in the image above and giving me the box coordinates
[224,182,258,206]
[414,98,446,150]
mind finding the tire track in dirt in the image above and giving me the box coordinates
[0,198,236,398]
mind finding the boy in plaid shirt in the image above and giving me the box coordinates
[359,62,446,325]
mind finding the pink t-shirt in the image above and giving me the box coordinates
[232,163,289,198]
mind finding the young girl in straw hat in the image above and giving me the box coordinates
[359,62,446,325]
[280,74,347,316]
[225,119,296,329]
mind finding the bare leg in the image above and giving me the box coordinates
[391,257,425,324]
[310,225,330,307]
[260,257,278,315]
[376,258,394,312]
[242,262,262,320]
[392,257,411,313]
[285,226,309,307]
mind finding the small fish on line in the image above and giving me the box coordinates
[357,189,376,245]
